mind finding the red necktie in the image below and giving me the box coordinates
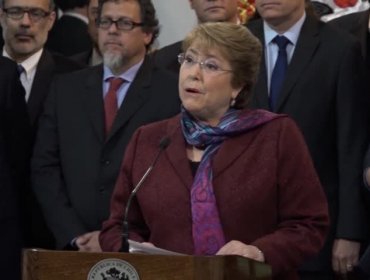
[104,77,124,135]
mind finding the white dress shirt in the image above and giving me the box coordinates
[264,13,306,94]
[3,48,43,101]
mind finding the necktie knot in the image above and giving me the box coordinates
[107,77,124,93]
[17,64,25,76]
[273,35,290,51]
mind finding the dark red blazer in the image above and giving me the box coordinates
[100,112,329,279]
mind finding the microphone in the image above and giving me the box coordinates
[121,137,170,252]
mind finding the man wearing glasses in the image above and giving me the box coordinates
[0,0,82,250]
[32,0,180,252]
[0,0,81,130]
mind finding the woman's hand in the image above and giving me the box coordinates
[216,240,265,262]
[141,242,155,247]
[76,231,102,252]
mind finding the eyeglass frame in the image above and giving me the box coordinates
[2,7,51,22]
[96,17,144,31]
[178,52,233,74]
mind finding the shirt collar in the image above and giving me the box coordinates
[264,12,306,47]
[3,48,43,76]
[103,59,144,83]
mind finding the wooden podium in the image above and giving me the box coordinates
[22,249,272,280]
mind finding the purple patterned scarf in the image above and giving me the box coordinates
[181,107,281,255]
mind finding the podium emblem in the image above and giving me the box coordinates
[87,258,140,280]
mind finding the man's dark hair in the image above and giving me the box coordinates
[97,0,159,49]
[55,0,89,11]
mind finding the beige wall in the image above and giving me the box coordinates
[152,0,197,49]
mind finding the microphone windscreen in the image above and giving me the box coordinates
[159,137,170,150]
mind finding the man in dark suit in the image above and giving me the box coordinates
[0,56,30,279]
[331,7,370,280]
[46,0,92,56]
[153,0,240,74]
[0,0,83,136]
[249,0,369,279]
[32,0,180,252]
[0,0,83,249]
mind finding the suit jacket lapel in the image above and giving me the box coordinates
[106,57,152,141]
[275,16,320,111]
[249,21,270,110]
[161,115,258,188]
[28,50,55,126]
[84,65,105,143]
[164,116,194,190]
[356,10,370,60]
[212,127,256,179]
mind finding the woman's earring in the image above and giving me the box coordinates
[230,98,236,107]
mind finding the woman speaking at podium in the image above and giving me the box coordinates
[99,22,329,279]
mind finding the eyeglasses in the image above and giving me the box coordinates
[178,53,232,74]
[96,17,143,31]
[2,7,51,22]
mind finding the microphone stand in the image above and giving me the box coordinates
[121,137,170,252]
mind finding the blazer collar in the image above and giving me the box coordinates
[28,49,55,126]
[163,114,264,189]
[274,15,320,112]
[249,20,269,110]
[84,65,105,143]
[164,115,194,190]
[353,10,370,59]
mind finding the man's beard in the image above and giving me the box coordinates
[103,51,126,75]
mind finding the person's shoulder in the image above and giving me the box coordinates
[330,10,369,27]
[328,10,369,42]
[51,63,102,85]
[299,15,360,54]
[69,50,92,66]
[136,114,180,136]
[247,109,298,133]
[146,55,179,84]
[127,114,180,151]
[151,63,178,81]
[309,16,357,42]
[245,18,264,35]
[154,41,182,59]
[49,51,85,72]
[152,41,183,73]
[246,18,263,29]
[0,56,17,71]
[0,57,19,85]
